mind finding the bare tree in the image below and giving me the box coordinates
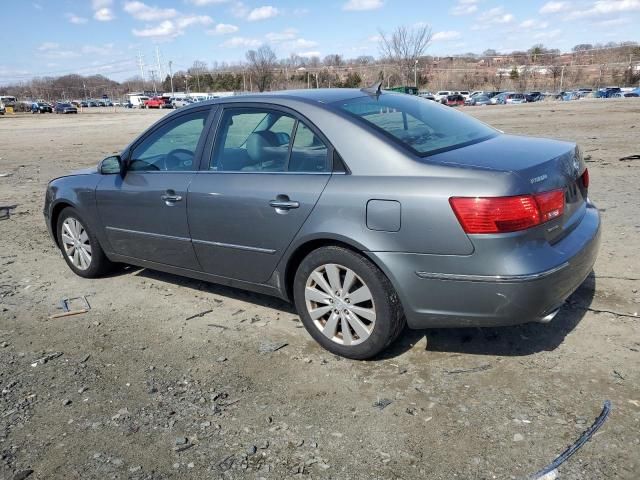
[323,54,344,67]
[245,46,277,92]
[378,24,432,85]
[189,60,208,91]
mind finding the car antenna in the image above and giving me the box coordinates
[361,81,383,98]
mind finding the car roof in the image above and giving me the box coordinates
[201,88,367,106]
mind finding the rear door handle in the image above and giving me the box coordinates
[269,200,300,210]
[161,191,183,205]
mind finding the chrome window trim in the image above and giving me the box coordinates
[106,226,191,243]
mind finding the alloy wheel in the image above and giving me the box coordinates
[61,217,92,270]
[304,263,376,346]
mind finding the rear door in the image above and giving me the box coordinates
[96,107,213,269]
[187,105,332,283]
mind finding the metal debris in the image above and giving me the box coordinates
[446,364,492,374]
[529,400,612,480]
[373,398,393,410]
[258,341,288,353]
[185,309,213,321]
[0,205,17,221]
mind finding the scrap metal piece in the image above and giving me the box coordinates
[529,400,612,480]
[50,296,91,319]
[0,205,17,220]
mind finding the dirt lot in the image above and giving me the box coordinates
[1,100,639,480]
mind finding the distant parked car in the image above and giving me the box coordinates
[80,101,89,107]
[458,91,470,99]
[491,92,510,104]
[418,91,435,101]
[525,92,543,102]
[443,94,465,107]
[434,91,453,103]
[505,93,527,104]
[0,103,6,115]
[32,102,53,113]
[465,94,491,106]
[54,102,78,114]
[172,98,195,108]
[144,96,165,109]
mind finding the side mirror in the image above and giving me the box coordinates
[99,155,123,175]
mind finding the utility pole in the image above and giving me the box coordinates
[137,50,146,84]
[559,65,565,90]
[414,59,418,87]
[156,46,164,83]
[168,60,174,94]
[242,69,246,91]
[149,69,157,94]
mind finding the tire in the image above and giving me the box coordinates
[56,207,113,278]
[293,246,405,360]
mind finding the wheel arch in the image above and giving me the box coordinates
[282,235,373,302]
[50,200,76,247]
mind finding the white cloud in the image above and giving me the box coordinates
[343,0,383,11]
[432,30,461,41]
[265,28,298,42]
[472,7,514,28]
[298,51,321,58]
[94,8,115,21]
[176,15,213,28]
[533,29,562,40]
[450,0,478,16]
[539,1,570,13]
[37,42,59,51]
[66,13,88,24]
[574,0,640,16]
[519,19,549,29]
[221,36,262,48]
[246,5,279,21]
[591,16,632,26]
[131,15,212,40]
[207,23,239,34]
[132,20,181,39]
[187,0,229,5]
[367,34,382,43]
[124,1,178,21]
[230,1,249,18]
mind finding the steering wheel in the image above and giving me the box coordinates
[164,148,195,171]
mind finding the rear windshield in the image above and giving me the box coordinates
[333,93,497,156]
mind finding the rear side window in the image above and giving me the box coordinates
[335,93,496,156]
[211,108,329,173]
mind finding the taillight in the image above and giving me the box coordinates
[449,189,565,234]
[581,168,589,188]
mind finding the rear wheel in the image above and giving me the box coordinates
[56,207,113,278]
[293,246,405,359]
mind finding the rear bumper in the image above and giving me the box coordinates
[368,204,601,328]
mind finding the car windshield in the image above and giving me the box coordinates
[334,93,497,156]
[59,103,72,107]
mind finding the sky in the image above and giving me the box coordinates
[1,0,639,84]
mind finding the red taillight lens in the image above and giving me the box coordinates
[450,189,565,234]
[581,168,589,188]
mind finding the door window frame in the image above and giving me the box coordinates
[121,105,218,174]
[202,102,338,175]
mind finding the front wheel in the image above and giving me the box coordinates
[293,246,405,359]
[56,207,113,278]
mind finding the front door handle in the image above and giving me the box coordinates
[269,199,300,210]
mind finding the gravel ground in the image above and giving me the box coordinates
[0,100,639,480]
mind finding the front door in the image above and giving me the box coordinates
[188,107,332,283]
[96,108,211,269]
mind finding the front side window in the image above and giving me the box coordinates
[211,108,328,173]
[129,110,209,172]
[335,93,497,156]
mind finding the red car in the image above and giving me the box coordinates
[144,97,165,109]
[443,94,465,107]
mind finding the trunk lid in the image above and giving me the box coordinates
[431,134,588,242]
